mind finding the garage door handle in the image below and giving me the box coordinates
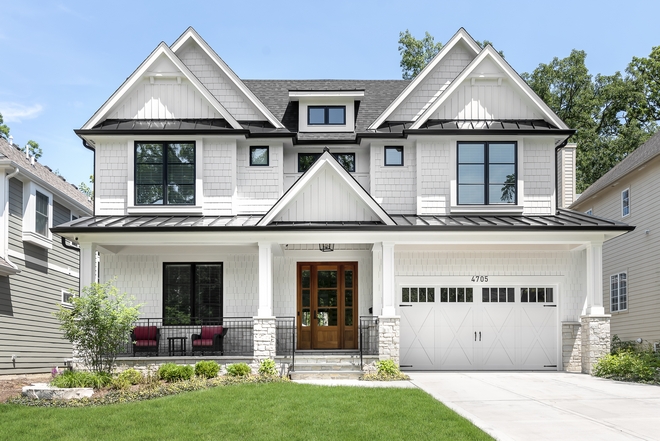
[543,304,557,307]
[474,332,477,341]
[399,304,413,307]
[479,331,481,341]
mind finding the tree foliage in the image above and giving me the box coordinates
[55,281,141,374]
[0,112,9,139]
[80,174,94,200]
[25,139,42,159]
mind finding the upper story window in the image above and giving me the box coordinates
[298,152,355,173]
[21,182,53,249]
[135,142,195,205]
[35,191,49,236]
[622,188,630,217]
[384,146,404,166]
[250,146,269,166]
[308,106,346,125]
[457,142,517,205]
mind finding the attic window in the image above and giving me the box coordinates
[308,106,346,125]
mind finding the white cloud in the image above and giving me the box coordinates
[0,102,44,123]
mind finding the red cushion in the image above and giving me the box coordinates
[192,338,214,347]
[135,340,158,347]
[133,326,158,340]
[201,326,223,339]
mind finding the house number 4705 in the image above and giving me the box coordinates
[471,276,489,282]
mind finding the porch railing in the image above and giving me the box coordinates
[275,317,296,371]
[119,317,254,357]
[359,316,379,369]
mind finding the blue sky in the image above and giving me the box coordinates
[1,0,659,190]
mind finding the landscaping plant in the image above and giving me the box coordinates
[50,370,113,389]
[195,361,220,379]
[226,363,251,377]
[258,359,277,376]
[54,281,141,374]
[362,359,410,381]
[158,363,194,382]
[117,368,144,385]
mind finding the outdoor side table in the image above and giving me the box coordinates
[167,336,187,356]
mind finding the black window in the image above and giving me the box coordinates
[35,191,49,236]
[308,106,346,125]
[298,152,356,173]
[250,146,269,166]
[334,153,355,172]
[457,142,516,205]
[163,263,223,325]
[135,142,195,205]
[384,146,404,166]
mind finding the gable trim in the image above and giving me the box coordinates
[82,42,241,130]
[258,150,395,226]
[410,45,568,130]
[368,28,481,130]
[171,27,285,129]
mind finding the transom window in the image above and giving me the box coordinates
[308,106,346,125]
[250,146,269,166]
[163,263,223,325]
[622,188,630,217]
[610,272,627,312]
[458,142,517,205]
[135,142,195,205]
[298,152,356,173]
[35,191,49,236]
[384,146,404,166]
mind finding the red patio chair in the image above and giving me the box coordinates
[191,326,227,355]
[131,326,160,356]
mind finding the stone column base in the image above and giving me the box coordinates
[253,317,277,362]
[562,322,582,372]
[378,316,400,366]
[581,315,610,374]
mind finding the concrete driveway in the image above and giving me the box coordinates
[408,372,660,441]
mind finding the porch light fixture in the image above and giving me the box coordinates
[319,243,334,252]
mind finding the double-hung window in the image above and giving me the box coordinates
[35,191,49,236]
[135,142,195,205]
[610,272,627,312]
[457,142,517,205]
[163,263,223,325]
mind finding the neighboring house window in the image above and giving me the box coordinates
[35,191,49,236]
[135,142,195,205]
[298,152,355,173]
[163,263,223,325]
[457,142,517,205]
[610,272,627,312]
[61,289,75,306]
[384,146,404,166]
[622,188,630,217]
[585,209,593,216]
[250,146,269,166]
[308,106,346,125]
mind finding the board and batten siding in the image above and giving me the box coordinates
[573,157,660,344]
[0,178,80,374]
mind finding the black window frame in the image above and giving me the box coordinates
[249,146,269,166]
[297,152,356,173]
[457,141,518,205]
[134,141,196,206]
[162,262,223,325]
[384,146,404,166]
[307,106,346,126]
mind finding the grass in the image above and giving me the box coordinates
[0,382,492,441]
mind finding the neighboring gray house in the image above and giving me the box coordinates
[53,27,632,376]
[572,131,660,350]
[0,136,93,374]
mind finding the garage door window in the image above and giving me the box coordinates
[402,287,435,302]
[521,287,554,303]
[482,287,515,303]
[440,287,473,302]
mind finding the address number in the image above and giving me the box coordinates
[471,276,489,282]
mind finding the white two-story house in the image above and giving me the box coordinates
[53,27,632,375]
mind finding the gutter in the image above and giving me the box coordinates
[61,236,80,252]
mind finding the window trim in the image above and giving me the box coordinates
[21,182,53,249]
[134,141,196,206]
[621,188,630,217]
[162,262,223,325]
[61,289,75,307]
[307,105,346,126]
[456,141,518,206]
[249,146,269,166]
[610,272,628,312]
[384,146,404,166]
[35,191,50,237]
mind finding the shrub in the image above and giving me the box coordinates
[611,335,638,355]
[226,363,251,377]
[111,376,131,390]
[376,359,399,375]
[258,359,277,376]
[195,360,220,379]
[50,370,112,389]
[117,368,144,385]
[361,359,410,381]
[158,363,194,382]
[54,281,141,374]
[593,352,657,382]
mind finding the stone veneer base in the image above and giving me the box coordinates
[581,315,611,374]
[378,316,400,366]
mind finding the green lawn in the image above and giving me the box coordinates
[0,383,492,441]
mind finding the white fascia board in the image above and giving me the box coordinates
[82,42,241,130]
[289,91,365,99]
[170,27,285,129]
[410,46,568,130]
[257,151,395,226]
[368,28,481,130]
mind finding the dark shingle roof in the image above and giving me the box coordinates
[572,131,660,205]
[242,80,410,133]
[0,137,93,211]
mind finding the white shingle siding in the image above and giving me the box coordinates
[203,139,234,215]
[236,144,282,214]
[522,138,554,214]
[390,43,475,121]
[372,145,416,214]
[178,45,262,121]
[96,141,128,215]
[418,139,451,215]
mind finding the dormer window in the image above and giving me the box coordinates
[308,106,346,125]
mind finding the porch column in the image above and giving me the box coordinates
[585,241,604,315]
[378,242,400,365]
[381,242,396,317]
[581,241,610,374]
[79,242,97,293]
[371,243,383,316]
[255,242,276,361]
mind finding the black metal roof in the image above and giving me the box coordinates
[75,119,294,137]
[371,119,575,136]
[52,209,632,234]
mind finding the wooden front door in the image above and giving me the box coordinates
[297,262,357,350]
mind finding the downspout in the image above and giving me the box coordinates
[555,139,569,213]
[81,139,95,215]
[4,167,21,272]
[61,236,80,252]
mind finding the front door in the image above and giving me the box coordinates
[297,262,357,350]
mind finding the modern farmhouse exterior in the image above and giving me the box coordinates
[52,27,633,374]
[0,136,93,374]
[572,131,660,350]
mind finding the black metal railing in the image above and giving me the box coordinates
[119,317,254,357]
[275,317,296,371]
[359,316,379,369]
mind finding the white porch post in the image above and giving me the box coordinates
[585,241,604,315]
[381,242,396,317]
[79,242,97,293]
[372,243,383,316]
[581,240,610,374]
[255,242,276,362]
[377,241,400,365]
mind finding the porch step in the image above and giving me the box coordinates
[292,362,360,372]
[290,370,363,380]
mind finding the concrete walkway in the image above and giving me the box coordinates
[408,372,660,441]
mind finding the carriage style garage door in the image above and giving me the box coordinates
[398,280,558,371]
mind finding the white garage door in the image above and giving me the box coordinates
[399,284,557,371]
